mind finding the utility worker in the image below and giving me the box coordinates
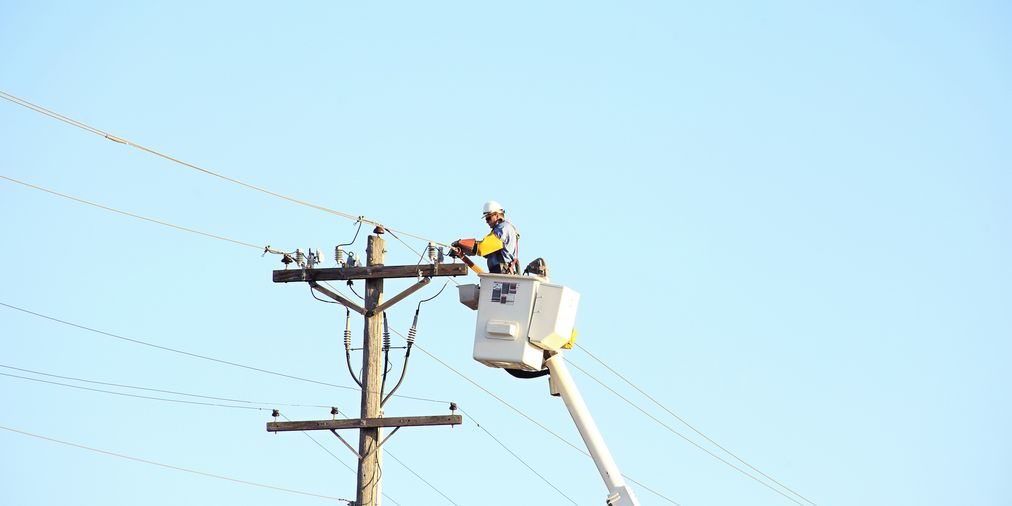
[450,201,520,274]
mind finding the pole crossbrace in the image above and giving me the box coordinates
[309,281,367,315]
[369,277,430,317]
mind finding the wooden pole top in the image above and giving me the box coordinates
[267,415,463,432]
[273,263,468,283]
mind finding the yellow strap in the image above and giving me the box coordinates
[563,328,577,349]
[476,232,504,257]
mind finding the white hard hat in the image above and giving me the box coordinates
[482,200,504,216]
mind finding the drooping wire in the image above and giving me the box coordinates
[380,281,449,407]
[574,345,818,506]
[347,281,365,300]
[310,284,341,305]
[343,308,362,388]
[334,220,364,267]
[0,425,353,503]
[0,90,448,247]
[380,313,392,396]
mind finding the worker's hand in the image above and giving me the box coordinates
[448,246,461,258]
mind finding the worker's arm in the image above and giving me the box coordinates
[452,232,506,258]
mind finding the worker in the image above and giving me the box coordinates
[450,200,520,274]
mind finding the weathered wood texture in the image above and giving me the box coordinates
[273,263,467,283]
[358,235,385,506]
[266,415,462,432]
[369,277,430,315]
[308,282,366,315]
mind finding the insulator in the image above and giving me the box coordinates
[295,249,306,267]
[449,402,457,412]
[382,314,391,352]
[427,242,438,263]
[407,326,417,345]
[335,246,344,266]
[343,310,352,350]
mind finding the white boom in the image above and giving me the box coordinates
[546,353,640,505]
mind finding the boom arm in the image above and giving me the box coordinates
[546,353,640,506]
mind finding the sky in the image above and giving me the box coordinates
[1,1,1010,505]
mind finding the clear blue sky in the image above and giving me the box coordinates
[2,2,1009,505]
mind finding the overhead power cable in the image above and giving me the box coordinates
[0,371,269,411]
[0,424,353,503]
[0,301,448,405]
[1,175,262,250]
[0,363,330,409]
[0,366,405,506]
[3,156,701,504]
[459,408,581,506]
[325,411,459,506]
[0,90,446,247]
[280,414,403,506]
[567,358,806,506]
[574,345,817,506]
[388,329,680,506]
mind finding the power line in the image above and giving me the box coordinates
[458,408,581,506]
[389,329,681,506]
[0,301,449,406]
[566,358,806,506]
[0,172,776,500]
[383,449,460,506]
[1,175,262,250]
[0,363,330,409]
[0,90,446,247]
[0,371,268,411]
[2,142,698,504]
[321,411,460,506]
[0,424,353,503]
[280,414,404,506]
[574,345,817,506]
[0,366,434,506]
[2,90,693,503]
[0,365,405,506]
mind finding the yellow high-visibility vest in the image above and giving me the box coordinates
[476,232,504,257]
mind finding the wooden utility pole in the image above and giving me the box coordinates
[268,233,467,506]
[358,234,384,506]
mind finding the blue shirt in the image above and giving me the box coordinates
[487,219,519,273]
